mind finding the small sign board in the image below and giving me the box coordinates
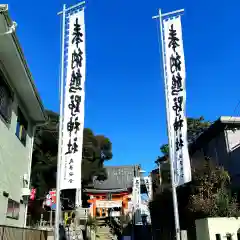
[76,207,89,220]
[181,230,188,240]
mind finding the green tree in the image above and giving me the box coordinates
[159,116,211,157]
[187,116,211,143]
[188,158,239,218]
[160,144,169,156]
[106,214,132,240]
[30,110,113,203]
[31,110,58,198]
[150,158,239,239]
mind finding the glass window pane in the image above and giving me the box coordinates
[6,199,13,218]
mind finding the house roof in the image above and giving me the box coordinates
[0,5,47,123]
[189,116,240,154]
[154,116,240,166]
[90,165,140,190]
[84,188,129,193]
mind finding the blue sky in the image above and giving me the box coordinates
[7,0,240,173]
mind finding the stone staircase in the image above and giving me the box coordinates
[96,218,117,240]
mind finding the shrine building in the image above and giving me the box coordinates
[85,165,141,218]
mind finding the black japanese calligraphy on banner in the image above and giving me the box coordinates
[68,95,81,117]
[65,17,84,158]
[69,69,82,93]
[71,48,83,69]
[68,159,74,184]
[60,8,85,190]
[144,176,152,200]
[168,24,180,52]
[168,22,184,181]
[65,137,79,155]
[67,117,80,135]
[163,17,191,186]
[172,73,183,96]
[72,18,83,48]
[133,177,141,206]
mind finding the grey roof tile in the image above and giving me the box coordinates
[93,165,139,190]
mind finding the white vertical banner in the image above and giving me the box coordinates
[132,177,141,208]
[144,176,152,200]
[163,16,191,186]
[132,177,142,225]
[60,8,86,190]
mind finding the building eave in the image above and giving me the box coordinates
[189,116,240,154]
[219,116,240,124]
[0,5,47,123]
[84,188,129,194]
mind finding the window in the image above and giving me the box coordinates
[6,199,20,220]
[226,233,232,240]
[215,234,221,240]
[0,72,12,123]
[16,108,28,146]
[107,193,112,200]
[237,233,240,240]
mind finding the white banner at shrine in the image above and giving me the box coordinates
[144,176,152,200]
[132,177,142,225]
[163,16,191,186]
[60,8,86,190]
[132,177,141,208]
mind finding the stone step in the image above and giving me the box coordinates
[96,234,115,239]
[97,232,113,235]
[95,219,117,240]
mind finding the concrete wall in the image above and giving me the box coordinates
[191,130,240,182]
[196,217,240,240]
[225,129,240,187]
[0,86,34,227]
[191,149,205,169]
[191,132,229,168]
[205,132,229,167]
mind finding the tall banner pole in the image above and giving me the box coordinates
[158,9,181,240]
[56,3,86,238]
[55,4,66,239]
[153,7,191,240]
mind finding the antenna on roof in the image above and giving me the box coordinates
[0,21,17,36]
[0,4,17,36]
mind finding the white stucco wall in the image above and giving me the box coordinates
[196,217,240,240]
[0,94,33,227]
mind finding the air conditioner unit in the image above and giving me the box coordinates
[23,174,28,181]
[21,188,30,204]
[21,188,30,196]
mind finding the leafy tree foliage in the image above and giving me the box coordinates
[30,110,113,203]
[188,158,239,218]
[151,117,237,238]
[31,110,58,198]
[159,116,211,157]
[160,144,169,156]
[150,158,240,239]
[187,116,211,143]
[106,214,132,239]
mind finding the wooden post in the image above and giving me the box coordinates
[50,209,53,227]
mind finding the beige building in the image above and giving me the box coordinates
[0,5,47,227]
[196,217,240,240]
[190,116,240,188]
[153,116,240,191]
